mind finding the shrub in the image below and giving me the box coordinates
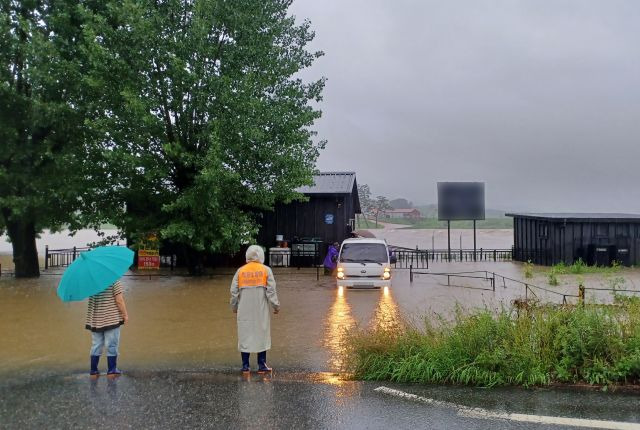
[523,260,534,279]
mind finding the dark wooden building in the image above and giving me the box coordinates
[257,172,361,261]
[507,213,640,266]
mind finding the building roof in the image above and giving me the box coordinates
[506,213,640,222]
[296,172,357,195]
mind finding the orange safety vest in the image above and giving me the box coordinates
[237,261,268,288]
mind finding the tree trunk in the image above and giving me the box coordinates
[6,220,40,278]
[182,245,204,276]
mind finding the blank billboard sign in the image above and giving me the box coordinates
[438,182,485,220]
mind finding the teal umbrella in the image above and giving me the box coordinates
[57,246,134,302]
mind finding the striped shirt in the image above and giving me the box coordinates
[85,281,124,332]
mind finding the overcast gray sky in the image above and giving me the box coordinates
[290,0,640,212]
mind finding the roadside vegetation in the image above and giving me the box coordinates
[523,259,625,282]
[547,268,560,286]
[523,260,534,279]
[349,301,640,388]
[550,259,622,275]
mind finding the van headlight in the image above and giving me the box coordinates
[337,267,344,279]
[383,267,391,280]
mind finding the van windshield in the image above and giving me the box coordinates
[339,243,388,263]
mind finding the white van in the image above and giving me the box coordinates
[336,238,396,289]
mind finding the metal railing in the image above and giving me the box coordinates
[44,246,92,269]
[390,246,513,267]
[44,244,133,270]
[392,249,430,269]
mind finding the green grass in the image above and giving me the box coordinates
[547,268,560,286]
[523,260,534,279]
[378,217,512,229]
[349,303,640,388]
[550,259,622,275]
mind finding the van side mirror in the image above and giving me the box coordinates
[390,255,397,265]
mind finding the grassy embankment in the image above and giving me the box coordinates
[349,299,640,388]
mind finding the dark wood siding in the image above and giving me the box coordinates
[257,194,358,249]
[512,216,640,266]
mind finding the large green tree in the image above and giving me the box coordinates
[84,0,325,272]
[0,1,90,277]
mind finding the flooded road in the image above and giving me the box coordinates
[3,261,637,381]
[0,267,415,379]
[3,257,640,429]
[0,261,515,380]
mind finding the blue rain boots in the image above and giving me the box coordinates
[241,352,251,373]
[107,356,122,376]
[257,351,272,373]
[90,356,100,376]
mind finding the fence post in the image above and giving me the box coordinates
[410,264,413,283]
[44,245,49,270]
[578,284,585,306]
[72,246,77,262]
[493,249,496,261]
[492,273,495,292]
[316,265,319,281]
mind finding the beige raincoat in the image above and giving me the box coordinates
[230,258,280,353]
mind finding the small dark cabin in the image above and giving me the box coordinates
[257,172,361,261]
[507,213,640,266]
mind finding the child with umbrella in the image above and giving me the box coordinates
[57,246,133,377]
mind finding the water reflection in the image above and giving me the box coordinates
[324,286,402,372]
[371,286,401,331]
[323,288,356,371]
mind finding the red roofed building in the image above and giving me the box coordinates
[382,208,421,220]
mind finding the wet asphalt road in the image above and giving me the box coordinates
[2,370,640,430]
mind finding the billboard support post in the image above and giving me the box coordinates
[447,220,451,261]
[473,220,477,261]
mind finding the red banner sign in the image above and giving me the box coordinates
[138,249,160,270]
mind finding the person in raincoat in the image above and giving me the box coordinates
[230,245,280,373]
[323,242,340,275]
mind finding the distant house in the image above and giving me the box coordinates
[382,208,422,220]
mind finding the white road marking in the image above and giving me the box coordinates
[374,386,640,429]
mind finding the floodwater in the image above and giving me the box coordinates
[3,260,638,382]
[373,224,514,250]
[2,226,639,382]
[0,267,411,379]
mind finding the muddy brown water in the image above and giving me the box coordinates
[0,268,408,378]
[3,261,638,381]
